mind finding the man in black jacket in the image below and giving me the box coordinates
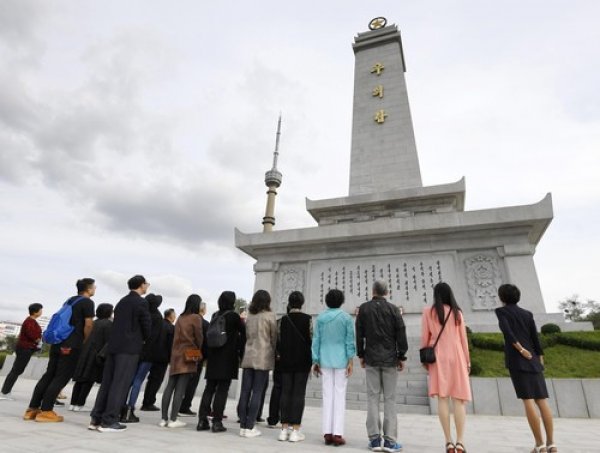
[90,275,151,432]
[356,280,408,453]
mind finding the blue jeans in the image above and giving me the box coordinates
[238,368,269,429]
[127,361,152,409]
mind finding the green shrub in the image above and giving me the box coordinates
[539,333,559,349]
[470,333,505,351]
[555,331,600,351]
[0,352,6,370]
[465,326,473,335]
[541,323,561,335]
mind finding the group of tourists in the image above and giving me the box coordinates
[0,276,557,452]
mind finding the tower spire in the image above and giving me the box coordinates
[262,115,283,232]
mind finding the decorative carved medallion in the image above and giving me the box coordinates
[464,254,502,310]
[277,266,306,312]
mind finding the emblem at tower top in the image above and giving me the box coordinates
[368,17,387,30]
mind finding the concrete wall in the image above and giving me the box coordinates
[429,377,598,418]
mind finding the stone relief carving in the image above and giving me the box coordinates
[277,266,305,312]
[464,254,502,310]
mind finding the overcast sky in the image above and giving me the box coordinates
[0,0,598,322]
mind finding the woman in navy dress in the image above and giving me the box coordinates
[495,284,557,453]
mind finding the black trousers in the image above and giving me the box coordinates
[29,345,80,411]
[161,373,191,421]
[198,378,231,422]
[1,347,34,395]
[71,381,95,406]
[180,360,204,412]
[280,371,309,425]
[91,353,139,426]
[267,368,282,425]
[238,369,269,429]
[142,362,168,407]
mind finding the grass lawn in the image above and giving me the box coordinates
[471,344,600,378]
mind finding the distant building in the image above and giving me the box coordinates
[0,321,21,339]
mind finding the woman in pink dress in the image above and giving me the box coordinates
[421,282,471,453]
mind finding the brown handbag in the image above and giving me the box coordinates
[184,347,202,363]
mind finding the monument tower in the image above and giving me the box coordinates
[236,18,564,333]
[262,115,283,232]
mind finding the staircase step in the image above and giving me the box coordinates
[305,398,430,415]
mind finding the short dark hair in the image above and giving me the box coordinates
[325,289,344,309]
[288,291,304,309]
[28,303,43,315]
[96,303,114,319]
[249,289,271,314]
[76,278,95,294]
[218,291,236,311]
[498,284,521,305]
[164,308,175,319]
[183,294,202,315]
[127,275,146,290]
[373,280,388,297]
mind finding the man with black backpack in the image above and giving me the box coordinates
[23,278,96,423]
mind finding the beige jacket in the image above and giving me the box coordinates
[241,310,277,370]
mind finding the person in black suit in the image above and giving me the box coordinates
[90,275,151,432]
[495,284,556,453]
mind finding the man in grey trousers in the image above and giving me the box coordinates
[356,280,408,453]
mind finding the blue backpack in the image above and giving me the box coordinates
[42,296,85,344]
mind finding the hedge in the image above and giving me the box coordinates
[0,352,6,370]
[554,332,600,351]
[470,333,504,351]
[470,331,600,352]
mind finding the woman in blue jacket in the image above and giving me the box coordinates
[311,289,356,446]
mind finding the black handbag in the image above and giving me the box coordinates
[420,309,451,364]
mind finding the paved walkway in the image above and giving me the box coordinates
[0,378,597,452]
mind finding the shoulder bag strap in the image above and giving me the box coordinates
[431,309,452,349]
[283,314,309,346]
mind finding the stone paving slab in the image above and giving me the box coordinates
[0,378,598,452]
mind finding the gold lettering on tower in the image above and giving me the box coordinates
[372,85,384,99]
[374,110,388,124]
[370,63,385,75]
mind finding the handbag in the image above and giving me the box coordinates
[184,347,202,363]
[419,309,451,364]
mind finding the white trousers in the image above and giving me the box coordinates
[321,367,347,436]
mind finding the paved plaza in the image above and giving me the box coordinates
[0,378,597,452]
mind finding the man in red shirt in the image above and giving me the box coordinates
[0,303,44,399]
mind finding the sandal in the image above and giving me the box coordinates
[455,442,467,452]
[531,445,547,453]
[546,444,557,452]
[445,441,456,452]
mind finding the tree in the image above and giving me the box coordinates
[559,295,600,328]
[3,335,17,353]
[234,298,248,315]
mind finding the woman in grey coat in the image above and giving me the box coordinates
[238,290,277,438]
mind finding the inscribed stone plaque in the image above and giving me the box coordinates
[306,253,455,314]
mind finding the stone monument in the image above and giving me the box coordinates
[235,19,566,334]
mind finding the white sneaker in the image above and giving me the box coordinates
[158,419,168,427]
[289,430,305,442]
[278,429,290,441]
[68,405,75,411]
[239,428,247,437]
[245,427,262,438]
[87,423,99,431]
[73,406,83,412]
[167,420,186,428]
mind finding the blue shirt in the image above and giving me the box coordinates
[311,308,356,369]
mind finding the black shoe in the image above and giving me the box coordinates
[178,409,196,417]
[211,421,227,433]
[196,419,210,431]
[98,422,127,433]
[256,417,265,423]
[54,400,65,406]
[122,407,139,423]
[140,405,160,411]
